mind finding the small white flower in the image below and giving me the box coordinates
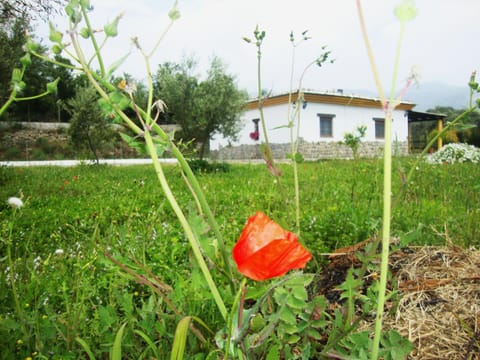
[54,249,64,256]
[7,197,23,209]
[152,99,168,114]
[33,256,42,270]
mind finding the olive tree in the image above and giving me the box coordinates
[154,56,247,159]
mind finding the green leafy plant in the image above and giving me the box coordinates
[342,125,367,160]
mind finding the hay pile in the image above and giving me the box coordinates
[322,243,480,359]
[385,246,480,359]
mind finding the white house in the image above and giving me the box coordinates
[210,90,416,160]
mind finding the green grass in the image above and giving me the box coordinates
[0,159,478,358]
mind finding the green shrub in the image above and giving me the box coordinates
[187,159,231,173]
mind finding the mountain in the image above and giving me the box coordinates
[403,82,470,111]
[348,82,471,112]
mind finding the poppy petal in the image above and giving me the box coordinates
[236,239,312,281]
[232,212,312,281]
[233,212,294,265]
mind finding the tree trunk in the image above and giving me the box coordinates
[86,130,99,164]
[198,136,210,160]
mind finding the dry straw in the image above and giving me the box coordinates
[379,245,480,359]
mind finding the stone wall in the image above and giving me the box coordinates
[210,140,408,161]
[0,122,181,160]
[0,126,69,149]
[0,122,180,150]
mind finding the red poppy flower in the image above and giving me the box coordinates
[232,212,312,281]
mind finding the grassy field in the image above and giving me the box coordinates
[0,159,478,358]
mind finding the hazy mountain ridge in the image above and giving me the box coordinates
[349,82,471,112]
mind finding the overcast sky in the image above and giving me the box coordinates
[41,0,479,99]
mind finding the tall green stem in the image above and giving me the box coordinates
[81,7,106,76]
[144,130,227,320]
[69,25,228,317]
[6,221,29,340]
[356,0,387,106]
[0,92,15,118]
[371,19,406,360]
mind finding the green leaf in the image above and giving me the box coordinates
[279,307,296,325]
[105,52,132,79]
[286,334,301,344]
[49,22,63,43]
[286,294,306,310]
[249,314,266,332]
[104,14,123,37]
[291,284,308,301]
[119,132,147,155]
[284,273,314,288]
[171,316,192,360]
[110,322,127,360]
[76,337,97,360]
[454,123,476,131]
[108,91,131,110]
[305,328,322,340]
[394,0,417,22]
[46,78,60,95]
[337,331,371,360]
[337,268,362,301]
[380,330,414,360]
[266,344,280,360]
[189,212,216,261]
[133,329,160,359]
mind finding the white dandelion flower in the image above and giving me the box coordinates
[7,197,23,209]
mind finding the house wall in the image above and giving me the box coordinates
[210,101,409,159]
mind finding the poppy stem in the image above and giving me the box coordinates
[224,277,247,360]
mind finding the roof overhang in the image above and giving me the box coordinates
[406,110,447,123]
[245,91,415,111]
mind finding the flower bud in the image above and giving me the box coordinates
[52,44,63,55]
[104,14,123,37]
[20,53,32,67]
[79,27,91,39]
[394,0,417,22]
[49,22,63,44]
[46,78,60,95]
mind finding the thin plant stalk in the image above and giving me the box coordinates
[224,277,247,360]
[288,58,324,233]
[255,38,272,158]
[6,222,29,341]
[67,19,228,319]
[144,129,228,320]
[356,1,409,358]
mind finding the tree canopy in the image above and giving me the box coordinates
[0,0,66,28]
[153,56,247,158]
